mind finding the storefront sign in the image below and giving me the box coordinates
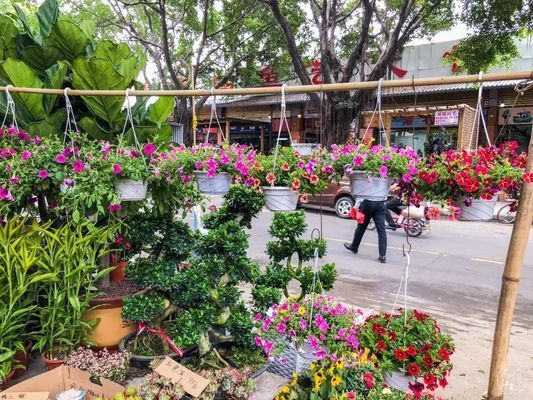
[499,107,533,125]
[434,110,459,126]
[391,117,426,129]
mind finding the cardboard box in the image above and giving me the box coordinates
[1,366,124,400]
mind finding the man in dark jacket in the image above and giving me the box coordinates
[344,198,388,263]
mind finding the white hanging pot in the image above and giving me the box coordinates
[457,196,496,221]
[115,179,148,201]
[262,186,299,211]
[60,181,75,193]
[349,171,391,200]
[291,143,316,156]
[383,369,414,392]
[266,341,319,379]
[193,171,231,195]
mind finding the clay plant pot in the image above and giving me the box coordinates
[41,350,66,371]
[84,286,149,348]
[110,260,127,282]
[11,342,32,380]
[0,370,15,390]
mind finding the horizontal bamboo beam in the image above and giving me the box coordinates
[0,71,531,97]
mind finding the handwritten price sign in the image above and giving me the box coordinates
[154,358,210,398]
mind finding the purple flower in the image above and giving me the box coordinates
[72,160,86,173]
[254,336,264,347]
[353,155,364,167]
[381,153,391,162]
[112,164,122,175]
[101,142,111,154]
[55,154,67,164]
[299,320,307,331]
[194,161,203,170]
[378,165,388,177]
[314,350,327,359]
[64,178,74,187]
[38,169,49,180]
[9,176,20,184]
[182,175,191,183]
[21,151,32,161]
[402,173,412,183]
[33,136,42,144]
[107,203,122,212]
[276,322,287,334]
[143,143,156,155]
[0,187,14,201]
[220,152,230,164]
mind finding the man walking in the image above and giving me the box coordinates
[344,198,388,263]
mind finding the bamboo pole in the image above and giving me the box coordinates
[487,131,533,400]
[191,65,197,146]
[0,71,531,97]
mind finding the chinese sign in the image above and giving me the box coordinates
[434,110,459,126]
[499,107,533,125]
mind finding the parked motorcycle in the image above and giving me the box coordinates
[368,205,430,237]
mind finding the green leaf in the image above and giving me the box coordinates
[0,58,46,121]
[68,294,81,312]
[43,61,68,114]
[72,210,80,224]
[125,125,171,146]
[93,40,133,66]
[26,113,65,137]
[72,57,131,126]
[149,97,174,127]
[78,116,115,140]
[48,19,90,61]
[0,16,19,61]
[13,4,34,40]
[37,0,59,37]
[19,39,64,74]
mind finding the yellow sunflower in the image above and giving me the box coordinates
[331,375,342,387]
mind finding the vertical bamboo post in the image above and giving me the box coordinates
[191,65,197,146]
[225,119,231,144]
[260,126,265,153]
[487,132,533,400]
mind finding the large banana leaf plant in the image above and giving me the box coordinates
[0,0,174,144]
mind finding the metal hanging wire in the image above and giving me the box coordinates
[120,88,148,170]
[205,87,226,144]
[1,85,19,131]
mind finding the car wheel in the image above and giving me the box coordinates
[335,196,354,219]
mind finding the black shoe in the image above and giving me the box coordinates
[378,256,386,263]
[385,225,397,231]
[344,243,357,254]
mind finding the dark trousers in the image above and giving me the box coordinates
[351,199,387,257]
[386,197,403,226]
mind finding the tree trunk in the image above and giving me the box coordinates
[174,97,193,146]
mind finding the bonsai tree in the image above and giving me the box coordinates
[253,210,337,311]
[123,185,265,367]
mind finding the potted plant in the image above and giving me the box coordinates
[254,146,335,211]
[253,210,336,307]
[31,219,116,369]
[329,143,419,201]
[357,310,455,393]
[121,185,264,368]
[415,142,526,221]
[107,143,150,202]
[254,296,363,378]
[65,347,131,384]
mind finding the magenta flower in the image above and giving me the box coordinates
[381,153,391,162]
[55,154,67,164]
[0,187,14,201]
[276,322,287,334]
[64,178,74,187]
[195,161,203,170]
[107,203,122,212]
[9,176,20,184]
[38,169,49,180]
[112,164,122,175]
[299,320,307,331]
[72,160,86,173]
[378,165,388,177]
[353,155,364,167]
[101,142,111,154]
[143,143,156,155]
[402,173,412,183]
[21,150,32,160]
[33,136,42,144]
[182,175,191,183]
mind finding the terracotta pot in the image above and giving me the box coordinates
[110,260,127,282]
[84,287,149,348]
[0,370,15,390]
[41,351,66,371]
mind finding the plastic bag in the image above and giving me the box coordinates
[349,207,366,224]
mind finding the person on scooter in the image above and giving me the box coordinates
[385,184,403,231]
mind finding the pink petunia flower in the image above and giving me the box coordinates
[112,164,122,175]
[107,203,122,212]
[378,165,388,177]
[72,160,86,173]
[143,143,156,155]
[55,154,67,164]
[38,169,49,180]
[21,151,32,161]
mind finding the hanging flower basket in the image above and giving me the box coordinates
[262,186,299,211]
[266,341,318,379]
[115,179,148,201]
[383,369,414,392]
[457,196,496,221]
[291,143,316,156]
[349,171,391,200]
[193,171,231,195]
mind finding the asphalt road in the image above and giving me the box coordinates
[245,208,533,400]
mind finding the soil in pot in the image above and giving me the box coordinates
[41,350,67,371]
[120,332,196,369]
[84,280,145,348]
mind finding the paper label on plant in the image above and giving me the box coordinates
[154,357,209,398]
